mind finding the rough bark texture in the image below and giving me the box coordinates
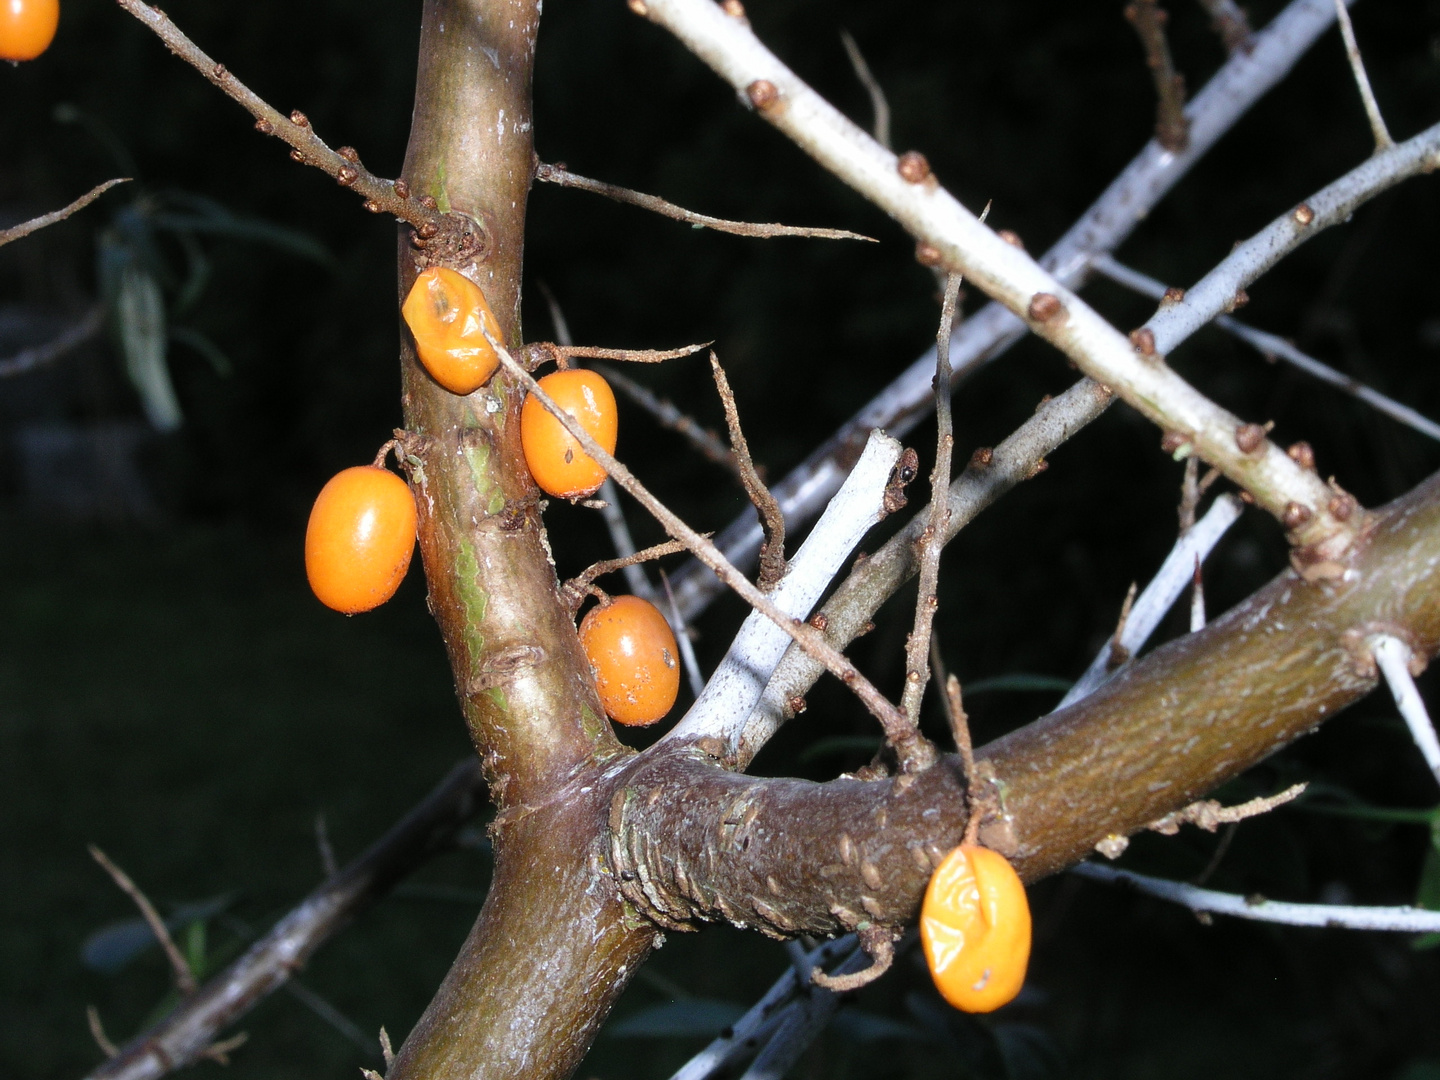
[612,473,1440,939]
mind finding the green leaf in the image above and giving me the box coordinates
[183,918,208,981]
[608,999,747,1039]
[80,895,232,974]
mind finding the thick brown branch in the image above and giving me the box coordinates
[84,761,486,1080]
[534,163,875,242]
[0,180,128,248]
[613,471,1440,937]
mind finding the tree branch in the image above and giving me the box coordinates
[1331,0,1392,151]
[664,0,1364,620]
[0,305,105,379]
[0,180,128,248]
[1125,0,1191,151]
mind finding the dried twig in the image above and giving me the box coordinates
[89,846,197,996]
[1195,0,1255,53]
[1093,255,1440,443]
[1073,861,1440,931]
[0,305,105,379]
[599,365,740,475]
[520,340,710,369]
[1370,635,1440,787]
[114,1,444,233]
[0,180,129,248]
[534,162,875,242]
[710,354,786,590]
[899,276,962,728]
[1125,0,1191,151]
[561,540,691,615]
[1332,0,1392,151]
[1107,583,1140,671]
[839,30,891,149]
[496,341,935,770]
[809,925,894,992]
[662,0,1363,621]
[1148,782,1308,834]
[84,760,485,1080]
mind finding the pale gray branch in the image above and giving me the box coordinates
[1332,0,1392,151]
[1370,634,1440,787]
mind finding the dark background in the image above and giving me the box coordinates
[3,0,1440,1077]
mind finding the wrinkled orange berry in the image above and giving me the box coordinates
[920,843,1031,1013]
[520,369,617,499]
[401,267,502,395]
[0,0,59,61]
[305,466,417,614]
[578,595,680,726]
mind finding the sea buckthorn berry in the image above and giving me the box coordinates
[520,369,617,499]
[578,595,680,727]
[920,843,1032,1013]
[305,466,417,614]
[0,0,60,61]
[401,267,502,395]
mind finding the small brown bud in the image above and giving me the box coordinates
[212,63,227,79]
[337,166,358,186]
[1293,203,1315,226]
[290,110,309,128]
[1281,502,1313,530]
[1026,458,1049,479]
[1286,441,1315,470]
[788,695,808,715]
[418,195,438,211]
[1160,430,1189,454]
[364,200,383,213]
[746,79,779,111]
[1162,286,1185,304]
[394,179,410,200]
[418,221,440,239]
[1226,289,1250,312]
[852,551,869,568]
[627,0,649,14]
[914,242,943,267]
[1129,327,1156,356]
[1235,423,1266,454]
[254,119,274,135]
[338,146,360,163]
[1328,492,1357,522]
[289,149,306,163]
[1238,490,1256,505]
[1028,292,1063,322]
[1034,394,1052,412]
[896,151,931,183]
[997,229,1024,248]
[808,612,829,632]
[969,446,994,468]
[720,0,746,16]
[409,231,427,249]
[859,620,876,637]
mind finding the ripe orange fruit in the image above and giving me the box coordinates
[401,267,502,395]
[920,843,1031,1013]
[0,0,60,61]
[520,369,617,499]
[578,595,680,726]
[305,466,417,614]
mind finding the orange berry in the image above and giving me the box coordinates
[305,466,418,614]
[578,595,680,726]
[401,267,503,395]
[920,843,1031,1013]
[520,369,617,499]
[0,0,59,61]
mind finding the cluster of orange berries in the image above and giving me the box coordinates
[304,266,678,727]
[1,0,60,62]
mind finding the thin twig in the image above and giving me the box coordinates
[1195,0,1255,53]
[89,846,197,996]
[314,813,339,880]
[283,980,380,1056]
[0,305,105,379]
[1370,635,1440,787]
[662,0,1363,621]
[839,31,891,149]
[522,341,711,369]
[1190,554,1207,631]
[0,180,129,248]
[1107,583,1140,671]
[1332,0,1392,151]
[84,760,485,1080]
[660,570,707,700]
[88,1006,120,1059]
[1072,861,1440,931]
[496,341,935,771]
[1057,494,1244,708]
[710,353,787,590]
[599,364,738,473]
[114,1,444,233]
[1093,255,1440,443]
[1147,782,1308,834]
[1125,0,1191,151]
[534,163,875,242]
[900,276,962,728]
[561,540,691,614]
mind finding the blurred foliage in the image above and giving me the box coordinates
[3,0,1440,1078]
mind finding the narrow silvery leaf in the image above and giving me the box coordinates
[116,263,182,431]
